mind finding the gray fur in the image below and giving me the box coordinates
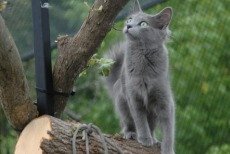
[105,2,175,154]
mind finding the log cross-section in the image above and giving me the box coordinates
[15,116,161,154]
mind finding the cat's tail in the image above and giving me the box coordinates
[104,42,125,93]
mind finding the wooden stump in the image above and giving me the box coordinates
[15,115,161,154]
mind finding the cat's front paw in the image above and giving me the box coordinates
[137,137,153,147]
[161,147,175,154]
[123,131,137,140]
[152,137,159,144]
[161,150,175,154]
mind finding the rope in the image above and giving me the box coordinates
[72,123,123,154]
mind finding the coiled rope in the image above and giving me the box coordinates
[72,123,123,154]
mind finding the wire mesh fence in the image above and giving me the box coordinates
[0,0,229,154]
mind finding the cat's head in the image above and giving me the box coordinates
[123,0,172,44]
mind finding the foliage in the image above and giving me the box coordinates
[0,0,229,154]
[160,0,230,153]
[79,54,115,77]
[207,144,230,154]
[0,1,7,12]
[0,107,17,154]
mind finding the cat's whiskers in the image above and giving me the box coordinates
[112,25,123,32]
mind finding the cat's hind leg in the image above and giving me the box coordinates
[158,96,175,154]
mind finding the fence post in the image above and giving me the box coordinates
[31,0,54,115]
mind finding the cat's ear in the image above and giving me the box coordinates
[154,7,172,29]
[131,0,142,14]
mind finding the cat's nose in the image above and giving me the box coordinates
[127,25,132,29]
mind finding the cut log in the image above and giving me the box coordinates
[15,115,161,154]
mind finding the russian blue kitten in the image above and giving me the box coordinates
[105,1,175,154]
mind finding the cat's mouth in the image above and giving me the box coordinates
[123,27,129,34]
[123,27,135,38]
[123,25,133,34]
[123,26,138,41]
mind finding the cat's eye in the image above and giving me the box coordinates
[126,18,132,23]
[140,21,148,27]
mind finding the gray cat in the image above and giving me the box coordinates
[105,1,175,154]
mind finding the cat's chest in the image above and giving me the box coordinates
[124,76,159,100]
[127,76,154,88]
[125,52,158,76]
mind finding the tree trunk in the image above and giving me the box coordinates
[0,14,38,131]
[0,0,130,131]
[15,115,161,154]
[53,0,130,117]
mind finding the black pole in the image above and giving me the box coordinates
[32,0,54,115]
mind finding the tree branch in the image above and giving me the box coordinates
[53,0,130,116]
[0,14,38,131]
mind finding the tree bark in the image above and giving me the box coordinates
[0,14,38,131]
[15,115,161,154]
[53,0,130,117]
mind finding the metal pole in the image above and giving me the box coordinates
[31,0,54,115]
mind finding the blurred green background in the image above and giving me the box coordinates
[0,0,229,153]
